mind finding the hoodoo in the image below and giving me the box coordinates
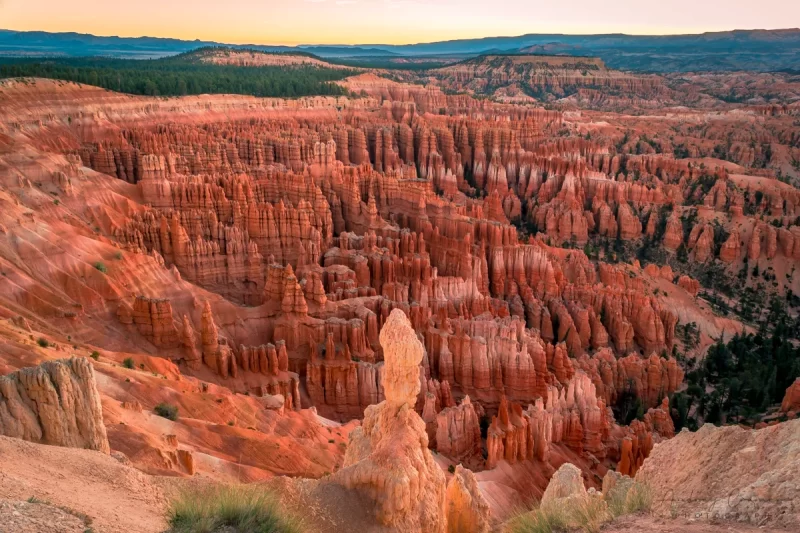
[334,309,447,532]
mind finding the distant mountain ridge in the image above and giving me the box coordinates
[1,28,799,71]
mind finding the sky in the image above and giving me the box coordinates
[2,0,799,46]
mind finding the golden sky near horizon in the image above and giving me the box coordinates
[2,0,798,45]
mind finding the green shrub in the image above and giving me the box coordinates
[155,402,179,421]
[166,484,301,533]
[114,251,123,260]
[122,357,135,369]
[448,464,456,474]
[93,262,107,273]
[36,337,49,348]
[90,351,100,361]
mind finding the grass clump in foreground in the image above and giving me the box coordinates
[621,482,653,515]
[605,481,653,519]
[167,484,302,533]
[507,482,652,533]
[505,505,568,533]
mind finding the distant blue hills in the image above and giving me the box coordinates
[1,28,799,72]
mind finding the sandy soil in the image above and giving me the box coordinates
[603,514,792,532]
[0,499,87,533]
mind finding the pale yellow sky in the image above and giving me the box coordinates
[2,0,797,46]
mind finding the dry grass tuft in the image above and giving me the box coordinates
[571,496,610,533]
[507,482,652,533]
[505,504,568,533]
[167,484,302,533]
[624,482,653,515]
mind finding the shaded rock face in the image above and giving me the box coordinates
[0,358,109,453]
[333,310,446,532]
[446,465,491,533]
[637,420,800,529]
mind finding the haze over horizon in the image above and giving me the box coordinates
[2,0,799,46]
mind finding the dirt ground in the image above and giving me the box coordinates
[602,514,792,532]
[0,499,87,533]
[0,434,794,533]
[0,436,168,533]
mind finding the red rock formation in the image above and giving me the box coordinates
[748,225,762,261]
[662,214,684,251]
[688,223,714,262]
[485,371,612,469]
[201,301,233,378]
[435,396,482,466]
[575,349,683,409]
[719,230,741,263]
[127,296,180,348]
[678,275,700,297]
[644,397,676,438]
[180,314,201,369]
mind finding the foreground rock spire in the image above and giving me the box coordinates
[334,309,447,532]
[0,358,109,453]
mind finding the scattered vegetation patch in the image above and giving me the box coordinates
[154,402,179,421]
[93,262,107,273]
[36,337,50,348]
[672,296,800,428]
[166,484,302,533]
[90,351,100,361]
[122,357,135,369]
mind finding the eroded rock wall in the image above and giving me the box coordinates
[0,358,109,453]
